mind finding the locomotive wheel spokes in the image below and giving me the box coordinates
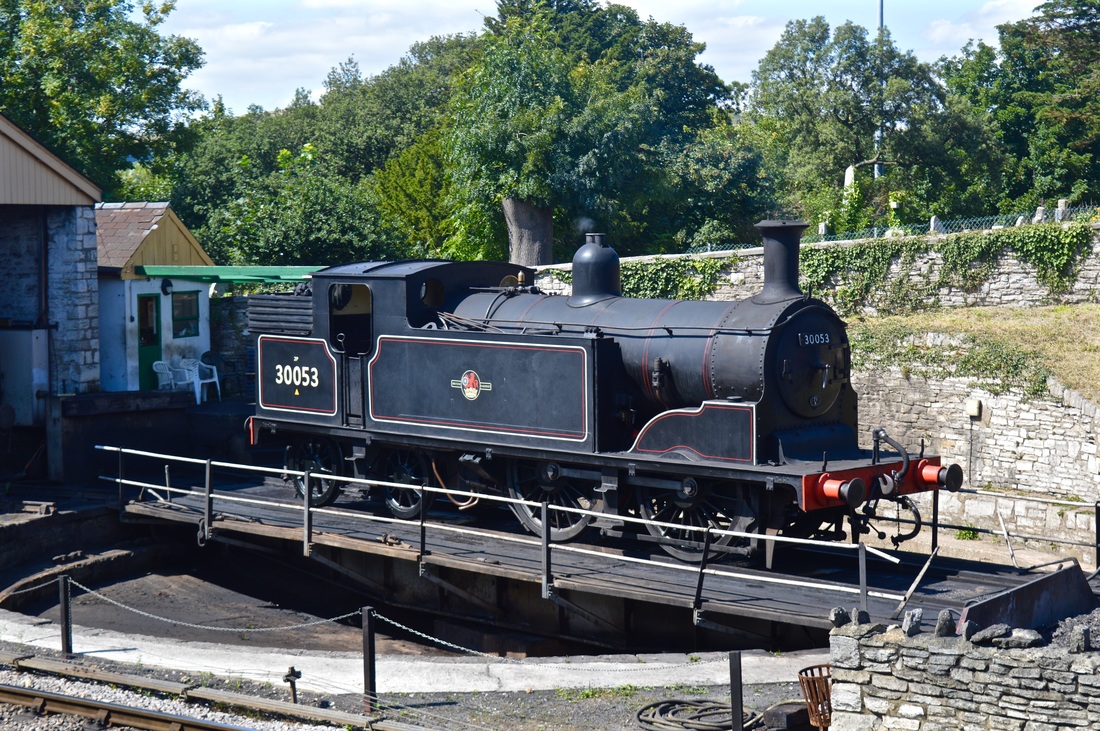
[382,449,435,519]
[288,439,342,507]
[636,480,756,562]
[507,460,595,541]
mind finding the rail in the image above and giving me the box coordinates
[0,682,263,731]
[97,445,948,618]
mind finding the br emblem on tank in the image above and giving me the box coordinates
[451,370,492,400]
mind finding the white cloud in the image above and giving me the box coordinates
[161,0,1046,114]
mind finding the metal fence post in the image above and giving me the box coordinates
[117,449,125,512]
[419,494,428,559]
[858,543,868,612]
[59,575,72,657]
[932,487,940,553]
[541,501,552,599]
[693,527,712,611]
[729,650,743,730]
[363,607,376,715]
[302,471,313,557]
[1095,501,1100,568]
[203,459,213,544]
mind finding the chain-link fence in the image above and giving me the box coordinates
[682,203,1100,254]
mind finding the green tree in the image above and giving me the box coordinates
[0,0,204,194]
[750,18,1001,229]
[662,124,774,251]
[369,126,459,259]
[447,1,728,264]
[205,144,395,266]
[313,36,481,182]
[944,1,1100,209]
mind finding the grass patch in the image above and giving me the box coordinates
[555,685,639,701]
[849,304,1100,402]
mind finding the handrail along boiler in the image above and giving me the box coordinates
[247,220,962,561]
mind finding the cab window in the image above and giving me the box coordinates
[329,283,372,353]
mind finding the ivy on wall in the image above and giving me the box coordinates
[800,222,1094,315]
[546,222,1094,313]
[542,256,737,300]
[618,256,735,300]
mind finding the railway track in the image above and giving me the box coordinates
[0,682,263,731]
[0,651,425,731]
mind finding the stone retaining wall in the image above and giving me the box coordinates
[853,371,1100,569]
[830,618,1100,730]
[536,225,1100,313]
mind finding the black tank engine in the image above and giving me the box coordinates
[248,221,962,561]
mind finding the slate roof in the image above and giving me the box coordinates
[95,201,171,269]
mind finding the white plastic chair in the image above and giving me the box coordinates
[180,357,221,403]
[199,352,224,401]
[153,361,192,395]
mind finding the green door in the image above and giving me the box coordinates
[137,294,162,390]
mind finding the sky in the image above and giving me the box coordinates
[158,0,1041,115]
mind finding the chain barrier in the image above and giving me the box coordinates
[370,609,723,674]
[18,577,717,675]
[2,577,60,597]
[67,578,361,633]
[370,610,501,659]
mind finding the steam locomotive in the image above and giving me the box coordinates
[246,220,961,561]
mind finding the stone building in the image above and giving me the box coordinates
[0,113,102,428]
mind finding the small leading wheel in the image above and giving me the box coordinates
[287,439,342,507]
[507,460,595,542]
[381,449,435,519]
[636,479,758,562]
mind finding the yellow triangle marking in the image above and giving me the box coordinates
[295,388,300,396]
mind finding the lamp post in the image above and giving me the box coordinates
[874,0,885,179]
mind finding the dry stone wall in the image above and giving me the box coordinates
[830,618,1100,731]
[535,226,1100,313]
[854,371,1100,569]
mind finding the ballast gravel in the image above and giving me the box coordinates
[0,668,335,731]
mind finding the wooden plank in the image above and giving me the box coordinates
[0,650,33,666]
[15,657,189,696]
[184,686,375,728]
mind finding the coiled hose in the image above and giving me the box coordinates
[635,698,803,730]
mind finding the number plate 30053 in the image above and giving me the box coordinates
[798,332,831,346]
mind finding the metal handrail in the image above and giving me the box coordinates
[96,445,928,611]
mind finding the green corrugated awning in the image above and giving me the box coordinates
[135,265,321,283]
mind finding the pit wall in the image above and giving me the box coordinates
[854,371,1100,568]
[534,227,1100,566]
[830,621,1100,730]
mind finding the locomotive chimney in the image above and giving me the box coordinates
[569,233,621,306]
[755,219,809,303]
